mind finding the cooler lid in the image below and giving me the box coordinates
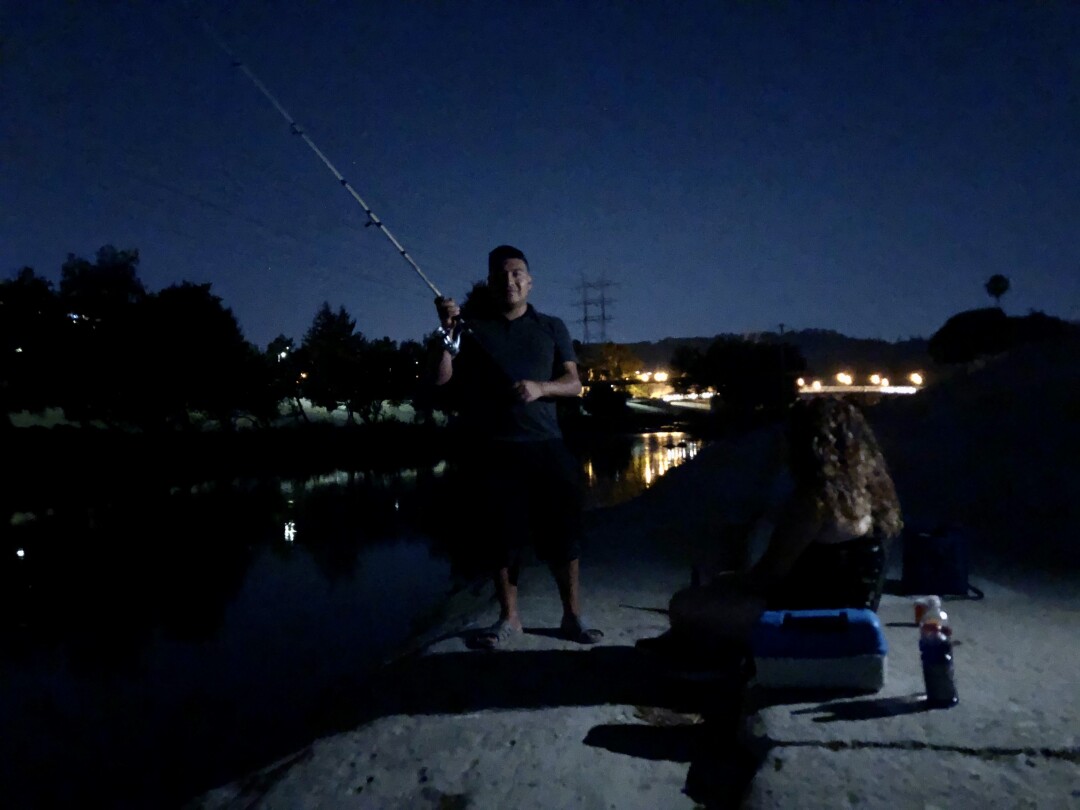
[751,608,888,658]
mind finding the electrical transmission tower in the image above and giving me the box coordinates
[574,275,618,343]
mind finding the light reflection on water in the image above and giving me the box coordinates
[580,430,704,510]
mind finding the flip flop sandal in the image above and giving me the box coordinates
[474,619,522,650]
[560,615,604,644]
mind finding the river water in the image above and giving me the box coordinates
[0,430,704,808]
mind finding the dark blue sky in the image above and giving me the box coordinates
[2,1,1077,349]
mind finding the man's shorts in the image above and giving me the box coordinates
[459,438,584,572]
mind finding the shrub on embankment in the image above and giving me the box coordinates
[2,420,451,506]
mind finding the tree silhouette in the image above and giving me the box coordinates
[348,336,396,424]
[59,246,146,324]
[985,274,1010,306]
[673,336,805,414]
[670,344,705,393]
[0,268,65,417]
[56,246,148,426]
[3,244,474,436]
[301,303,366,423]
[386,338,426,414]
[266,335,308,423]
[137,281,262,429]
[578,342,645,382]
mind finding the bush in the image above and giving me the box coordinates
[929,308,1079,365]
[928,308,1011,364]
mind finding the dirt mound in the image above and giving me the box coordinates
[867,335,1080,569]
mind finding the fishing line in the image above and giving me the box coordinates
[193,15,436,293]
[188,7,476,355]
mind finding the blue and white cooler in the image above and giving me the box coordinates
[750,608,888,692]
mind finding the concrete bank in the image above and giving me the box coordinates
[189,425,1080,809]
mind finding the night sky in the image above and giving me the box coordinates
[2,1,1077,349]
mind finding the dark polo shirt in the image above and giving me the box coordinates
[450,305,577,442]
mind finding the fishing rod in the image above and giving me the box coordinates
[191,10,466,355]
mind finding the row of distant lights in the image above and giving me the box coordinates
[661,391,716,402]
[635,371,670,382]
[797,372,925,390]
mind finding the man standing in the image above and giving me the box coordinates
[434,244,603,649]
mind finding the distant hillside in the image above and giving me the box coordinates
[604,330,931,380]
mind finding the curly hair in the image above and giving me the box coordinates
[787,397,903,540]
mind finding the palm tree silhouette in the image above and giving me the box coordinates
[985,274,1010,307]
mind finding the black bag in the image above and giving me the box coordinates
[769,537,888,612]
[901,524,984,599]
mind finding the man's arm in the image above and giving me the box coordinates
[514,361,582,403]
[434,347,454,386]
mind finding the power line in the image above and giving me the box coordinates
[573,275,617,343]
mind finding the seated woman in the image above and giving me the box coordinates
[642,396,903,658]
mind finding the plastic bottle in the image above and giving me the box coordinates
[919,620,959,708]
[914,595,944,626]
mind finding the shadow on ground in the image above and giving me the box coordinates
[241,645,764,809]
[366,646,708,716]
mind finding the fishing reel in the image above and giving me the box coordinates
[438,325,462,357]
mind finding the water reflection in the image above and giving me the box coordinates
[1,433,704,656]
[578,431,704,510]
[0,429,707,807]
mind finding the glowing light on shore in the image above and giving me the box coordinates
[869,374,881,385]
[284,521,296,543]
[910,372,924,385]
[16,548,26,559]
[654,371,669,382]
[811,380,822,391]
[796,377,806,387]
[836,372,853,385]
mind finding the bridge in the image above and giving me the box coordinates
[797,383,919,397]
